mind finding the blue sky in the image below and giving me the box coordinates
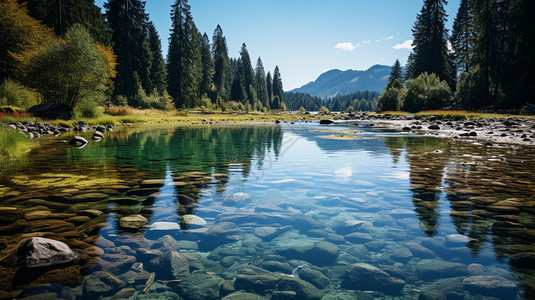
[95,0,460,90]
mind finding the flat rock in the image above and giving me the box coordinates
[181,214,207,229]
[199,222,243,251]
[462,275,518,298]
[119,214,148,230]
[17,237,76,268]
[415,261,468,280]
[178,273,224,300]
[341,263,405,295]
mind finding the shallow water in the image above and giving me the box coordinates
[1,123,534,299]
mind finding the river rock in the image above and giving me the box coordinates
[69,136,88,147]
[298,268,330,289]
[341,263,405,295]
[276,241,339,267]
[509,252,535,269]
[153,235,179,252]
[17,237,76,268]
[199,222,243,251]
[118,214,148,230]
[276,276,323,300]
[160,251,189,279]
[345,232,373,243]
[181,215,207,229]
[82,271,124,297]
[415,261,468,280]
[261,261,293,273]
[179,273,224,300]
[462,275,518,298]
[320,119,335,125]
[223,292,266,300]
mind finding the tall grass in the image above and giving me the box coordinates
[0,127,32,157]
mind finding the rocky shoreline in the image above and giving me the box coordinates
[326,113,535,146]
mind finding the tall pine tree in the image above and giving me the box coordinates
[239,43,257,108]
[255,57,269,110]
[389,59,403,83]
[212,25,232,103]
[199,33,214,100]
[410,0,455,87]
[167,0,201,108]
[147,21,167,95]
[105,0,152,103]
[272,66,284,110]
[266,71,273,106]
[451,0,472,73]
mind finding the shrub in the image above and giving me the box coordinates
[0,79,40,110]
[403,72,452,113]
[319,106,330,113]
[0,127,30,157]
[377,79,405,112]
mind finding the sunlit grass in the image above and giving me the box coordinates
[0,127,34,157]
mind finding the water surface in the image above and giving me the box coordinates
[0,123,534,299]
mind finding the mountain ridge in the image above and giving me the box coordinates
[290,64,391,98]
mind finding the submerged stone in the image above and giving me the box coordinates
[178,273,224,300]
[118,214,148,230]
[462,275,518,298]
[199,222,243,251]
[341,263,405,295]
[17,237,76,268]
[222,292,266,300]
[160,251,189,280]
[415,261,468,280]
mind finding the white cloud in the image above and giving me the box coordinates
[335,42,360,51]
[447,40,454,53]
[383,36,394,40]
[393,40,414,50]
[363,40,371,44]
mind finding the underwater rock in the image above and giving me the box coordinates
[199,222,243,251]
[160,251,189,280]
[415,261,468,280]
[82,271,125,297]
[345,232,373,243]
[418,277,465,300]
[118,214,148,231]
[17,237,76,268]
[462,275,518,298]
[341,263,405,295]
[404,243,436,259]
[33,266,82,287]
[153,235,179,253]
[178,273,224,300]
[222,292,267,300]
[262,261,293,273]
[276,276,323,300]
[509,252,535,269]
[181,215,207,229]
[298,268,330,289]
[23,209,52,221]
[276,241,339,267]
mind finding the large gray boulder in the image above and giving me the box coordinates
[341,263,405,295]
[160,251,189,280]
[17,237,76,268]
[179,273,224,300]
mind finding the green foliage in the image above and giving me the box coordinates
[377,79,405,112]
[0,127,31,157]
[319,106,329,113]
[285,91,379,112]
[147,22,167,95]
[255,58,270,110]
[403,72,452,113]
[450,0,472,73]
[199,33,214,101]
[212,25,232,101]
[272,66,284,109]
[298,106,306,113]
[0,79,40,110]
[22,25,109,116]
[239,43,257,106]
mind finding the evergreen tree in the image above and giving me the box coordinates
[230,61,246,103]
[405,52,415,82]
[266,71,273,105]
[451,0,472,73]
[200,33,214,100]
[389,59,403,83]
[469,0,499,108]
[147,21,167,95]
[105,0,152,103]
[410,0,455,87]
[212,25,232,102]
[239,43,257,107]
[167,0,201,108]
[21,0,109,43]
[272,66,284,110]
[255,57,269,110]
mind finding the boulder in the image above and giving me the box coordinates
[181,214,207,229]
[415,261,468,280]
[17,237,76,268]
[319,119,335,125]
[179,273,224,300]
[199,222,243,251]
[341,263,405,295]
[276,241,339,267]
[160,251,189,279]
[276,276,323,300]
[118,214,148,231]
[82,271,124,297]
[462,275,518,298]
[69,136,88,147]
[298,268,330,289]
[28,103,72,120]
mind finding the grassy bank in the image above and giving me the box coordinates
[0,127,34,157]
[0,110,320,127]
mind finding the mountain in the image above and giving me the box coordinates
[291,64,391,98]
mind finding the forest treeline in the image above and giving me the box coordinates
[0,0,285,117]
[285,91,378,112]
[378,0,535,113]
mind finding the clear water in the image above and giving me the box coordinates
[0,123,534,299]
